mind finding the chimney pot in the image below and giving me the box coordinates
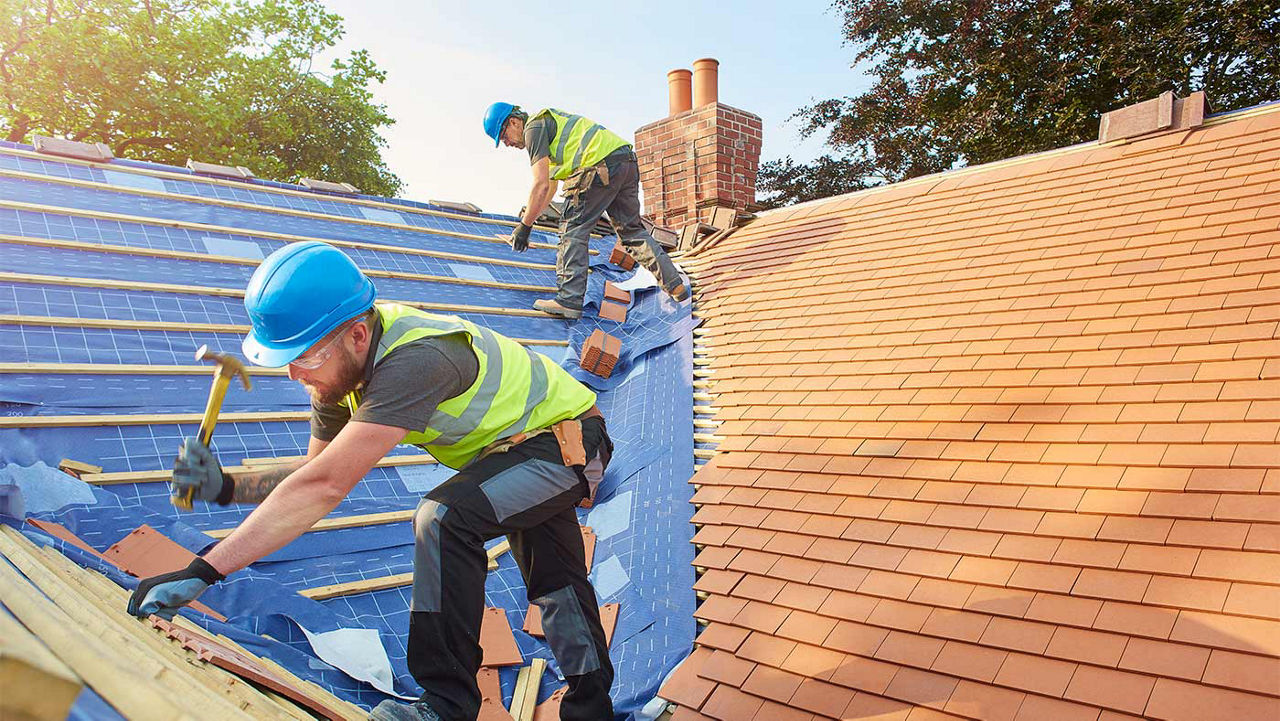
[667,69,692,116]
[692,57,719,107]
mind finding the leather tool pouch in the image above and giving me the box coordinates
[563,165,599,200]
[552,419,588,467]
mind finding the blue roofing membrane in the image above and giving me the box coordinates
[0,141,697,718]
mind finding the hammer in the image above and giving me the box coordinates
[172,345,252,510]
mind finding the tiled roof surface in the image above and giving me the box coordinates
[667,105,1280,720]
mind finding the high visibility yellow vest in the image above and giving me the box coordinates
[343,303,596,469]
[534,108,631,181]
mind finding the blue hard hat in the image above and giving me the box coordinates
[242,241,377,367]
[483,102,517,147]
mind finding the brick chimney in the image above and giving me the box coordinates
[634,58,763,228]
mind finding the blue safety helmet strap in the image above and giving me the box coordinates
[242,241,377,367]
[483,102,517,147]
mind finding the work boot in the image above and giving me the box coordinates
[533,298,583,320]
[369,699,441,721]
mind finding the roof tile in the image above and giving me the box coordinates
[740,664,805,705]
[943,680,1027,721]
[993,651,1078,697]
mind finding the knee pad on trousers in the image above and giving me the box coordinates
[412,498,449,612]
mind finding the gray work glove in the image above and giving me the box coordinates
[508,222,532,252]
[127,557,225,620]
[173,437,234,505]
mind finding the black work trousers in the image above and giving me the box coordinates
[408,416,615,721]
[555,150,684,310]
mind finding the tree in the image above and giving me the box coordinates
[0,0,401,196]
[758,0,1280,208]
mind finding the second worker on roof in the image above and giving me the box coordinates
[484,102,689,319]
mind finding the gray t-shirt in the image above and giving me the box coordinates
[524,114,554,165]
[310,333,480,442]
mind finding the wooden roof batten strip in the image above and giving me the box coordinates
[0,234,556,293]
[5,142,604,241]
[0,271,552,318]
[0,166,602,254]
[0,198,557,272]
[1,144,523,230]
[0,314,568,347]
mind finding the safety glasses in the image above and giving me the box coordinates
[289,322,354,370]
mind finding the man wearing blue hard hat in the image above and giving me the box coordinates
[483,101,688,319]
[127,241,616,721]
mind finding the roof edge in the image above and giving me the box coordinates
[758,98,1280,219]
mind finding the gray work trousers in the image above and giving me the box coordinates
[555,150,683,310]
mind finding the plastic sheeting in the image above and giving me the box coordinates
[0,145,697,718]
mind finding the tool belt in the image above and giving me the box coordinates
[474,406,607,507]
[561,148,631,200]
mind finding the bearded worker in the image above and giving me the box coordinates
[127,241,616,721]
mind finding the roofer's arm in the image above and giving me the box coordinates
[127,421,406,618]
[203,421,406,574]
[520,157,554,226]
[227,435,329,503]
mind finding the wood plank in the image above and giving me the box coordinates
[0,235,556,293]
[34,547,298,720]
[0,196,561,270]
[0,410,308,429]
[0,607,82,721]
[509,658,546,721]
[299,541,513,599]
[0,271,550,317]
[0,362,288,375]
[0,314,567,346]
[207,509,416,540]
[86,454,434,488]
[0,527,233,721]
[0,167,566,252]
[298,573,414,600]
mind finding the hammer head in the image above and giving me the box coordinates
[195,345,253,391]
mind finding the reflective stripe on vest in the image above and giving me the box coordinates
[536,108,630,181]
[343,303,596,469]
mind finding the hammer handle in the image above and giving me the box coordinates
[173,374,233,510]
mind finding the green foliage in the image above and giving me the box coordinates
[0,0,401,196]
[758,0,1280,208]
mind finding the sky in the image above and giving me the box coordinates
[314,0,870,211]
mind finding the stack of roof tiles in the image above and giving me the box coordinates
[580,329,622,378]
[664,103,1280,720]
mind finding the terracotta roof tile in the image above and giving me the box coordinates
[920,608,992,644]
[700,684,765,720]
[658,647,717,709]
[1013,695,1101,721]
[790,677,857,718]
[750,700,816,721]
[883,667,959,709]
[740,664,805,705]
[993,651,1078,697]
[825,621,889,657]
[738,632,798,667]
[979,617,1057,655]
[943,680,1027,721]
[685,107,1280,720]
[842,692,914,720]
[1064,665,1156,716]
[700,649,756,687]
[696,623,751,653]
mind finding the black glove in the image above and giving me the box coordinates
[127,557,225,620]
[172,437,234,506]
[509,222,532,252]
